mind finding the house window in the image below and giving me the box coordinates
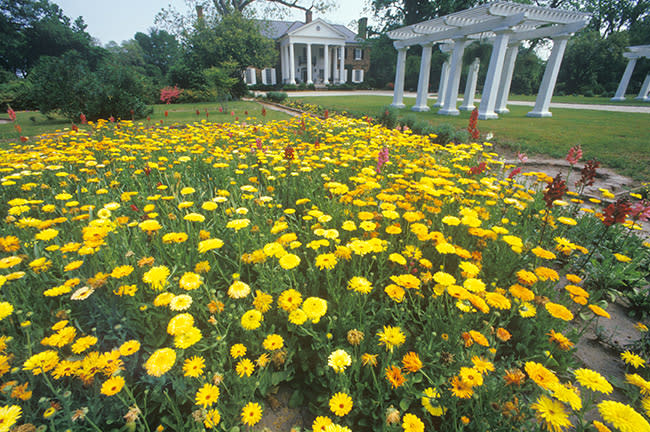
[261,68,276,85]
[244,67,256,86]
[354,48,363,60]
[352,69,364,83]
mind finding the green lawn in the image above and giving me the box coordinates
[0,101,292,142]
[508,93,649,106]
[293,95,650,182]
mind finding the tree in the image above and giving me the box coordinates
[0,0,101,75]
[156,0,334,38]
[134,29,180,79]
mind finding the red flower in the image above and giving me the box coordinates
[543,174,567,207]
[164,111,168,117]
[283,145,295,161]
[79,113,87,124]
[324,109,329,119]
[575,159,600,188]
[71,124,78,132]
[508,167,522,179]
[468,161,486,175]
[196,109,200,115]
[261,107,267,116]
[602,198,631,226]
[20,136,28,142]
[467,108,480,139]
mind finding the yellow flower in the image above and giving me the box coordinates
[278,253,300,269]
[0,302,14,321]
[0,405,22,431]
[402,413,425,432]
[228,280,250,299]
[198,238,224,253]
[262,334,284,351]
[204,409,221,429]
[598,400,650,432]
[347,276,373,294]
[329,392,353,416]
[545,302,574,321]
[241,310,263,330]
[142,266,170,290]
[100,376,125,396]
[144,348,176,377]
[195,383,220,408]
[575,368,613,394]
[377,325,406,352]
[241,402,263,426]
[315,253,337,270]
[621,350,646,368]
[328,349,352,373]
[278,289,302,312]
[531,395,572,432]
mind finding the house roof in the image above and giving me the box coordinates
[256,19,361,44]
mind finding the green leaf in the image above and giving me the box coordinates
[289,389,304,408]
[399,398,411,411]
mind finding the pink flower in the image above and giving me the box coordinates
[630,201,650,222]
[7,107,17,122]
[566,145,582,165]
[376,147,390,173]
[517,152,528,164]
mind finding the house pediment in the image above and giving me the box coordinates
[287,19,347,41]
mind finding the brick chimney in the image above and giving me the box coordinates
[358,17,367,39]
[305,10,313,23]
[196,5,203,19]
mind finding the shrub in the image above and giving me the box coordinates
[431,123,457,144]
[377,105,398,129]
[160,86,183,104]
[266,91,288,103]
[0,79,36,111]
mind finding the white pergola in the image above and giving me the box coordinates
[612,45,650,102]
[387,1,591,119]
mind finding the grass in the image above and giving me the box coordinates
[292,95,650,182]
[508,93,650,106]
[0,101,292,142]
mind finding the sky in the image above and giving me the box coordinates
[54,0,374,45]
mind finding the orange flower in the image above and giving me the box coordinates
[385,365,406,389]
[401,352,423,374]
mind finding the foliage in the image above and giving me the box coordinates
[265,91,288,103]
[0,0,103,75]
[0,77,36,111]
[134,29,181,80]
[378,104,398,129]
[1,113,649,431]
[160,86,183,104]
[28,51,152,121]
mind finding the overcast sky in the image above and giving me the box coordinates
[55,0,375,45]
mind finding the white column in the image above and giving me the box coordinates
[412,43,434,112]
[339,45,345,83]
[478,30,512,120]
[288,42,296,84]
[323,44,329,85]
[439,38,469,115]
[612,57,638,101]
[527,35,569,118]
[433,61,449,107]
[280,44,287,83]
[635,74,650,101]
[459,58,480,111]
[306,43,313,84]
[495,45,519,114]
[391,46,409,108]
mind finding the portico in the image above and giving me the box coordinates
[277,19,350,85]
[387,1,590,119]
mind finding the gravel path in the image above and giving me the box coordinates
[274,90,650,114]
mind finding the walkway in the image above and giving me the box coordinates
[280,90,650,114]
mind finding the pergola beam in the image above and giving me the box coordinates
[395,12,527,48]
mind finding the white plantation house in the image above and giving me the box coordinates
[244,13,370,86]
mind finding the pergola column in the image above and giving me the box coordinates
[495,45,519,114]
[635,74,650,101]
[323,44,330,85]
[391,46,409,108]
[288,42,296,84]
[478,30,512,120]
[459,58,480,111]
[612,57,638,101]
[306,43,313,84]
[527,35,569,118]
[339,45,345,83]
[433,61,450,107]
[412,43,434,112]
[439,37,469,115]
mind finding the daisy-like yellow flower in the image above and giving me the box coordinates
[144,348,176,377]
[278,253,300,269]
[315,253,337,270]
[347,276,373,294]
[329,392,353,416]
[183,356,205,377]
[277,289,302,312]
[588,304,611,319]
[531,395,572,432]
[525,361,559,390]
[142,266,170,290]
[377,325,406,352]
[402,413,425,432]
[574,368,613,394]
[179,272,203,291]
[204,409,220,429]
[621,350,646,368]
[402,352,423,374]
[545,303,574,321]
[228,280,250,299]
[0,405,22,431]
[241,402,263,426]
[100,376,125,396]
[328,349,352,373]
[598,400,650,432]
[198,238,224,253]
[195,383,220,408]
[262,334,284,351]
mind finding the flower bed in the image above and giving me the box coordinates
[0,114,649,431]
